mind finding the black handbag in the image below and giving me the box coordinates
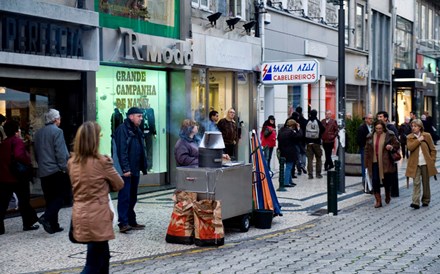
[69,220,85,244]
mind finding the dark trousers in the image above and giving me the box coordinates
[117,175,140,227]
[0,182,39,232]
[372,163,392,194]
[81,241,110,274]
[145,133,153,170]
[391,166,399,197]
[224,144,236,159]
[40,171,71,229]
[323,142,334,170]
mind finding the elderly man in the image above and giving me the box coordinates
[321,110,338,171]
[34,109,70,234]
[114,107,148,233]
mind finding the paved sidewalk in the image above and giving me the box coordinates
[0,156,426,274]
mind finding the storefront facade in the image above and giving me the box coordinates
[97,0,191,188]
[0,0,99,196]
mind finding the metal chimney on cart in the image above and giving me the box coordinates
[198,131,225,168]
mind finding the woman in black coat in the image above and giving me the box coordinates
[277,119,302,187]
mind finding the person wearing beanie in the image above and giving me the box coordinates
[113,107,148,233]
[260,115,277,171]
[34,108,70,234]
[304,109,326,179]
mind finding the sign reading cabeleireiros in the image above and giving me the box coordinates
[261,59,320,85]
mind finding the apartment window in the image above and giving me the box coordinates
[344,0,349,45]
[355,4,364,49]
[228,0,244,18]
[192,0,210,10]
[421,5,426,41]
[428,8,433,44]
[371,11,391,81]
[394,16,413,69]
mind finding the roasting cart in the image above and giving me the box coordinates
[176,163,253,232]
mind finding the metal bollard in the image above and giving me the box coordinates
[327,170,338,215]
[277,156,287,191]
[335,160,344,194]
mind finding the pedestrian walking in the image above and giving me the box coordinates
[260,115,277,171]
[304,109,325,179]
[0,120,39,235]
[357,114,373,190]
[376,111,400,197]
[68,121,124,273]
[217,108,239,159]
[114,107,148,233]
[321,110,338,171]
[398,117,411,158]
[34,109,70,234]
[364,120,400,208]
[405,119,437,209]
[277,119,302,187]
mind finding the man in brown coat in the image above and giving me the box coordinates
[405,119,438,209]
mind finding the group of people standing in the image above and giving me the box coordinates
[261,107,339,188]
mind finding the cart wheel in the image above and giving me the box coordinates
[239,214,251,232]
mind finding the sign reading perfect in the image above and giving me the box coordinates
[261,59,320,85]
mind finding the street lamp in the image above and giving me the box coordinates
[327,0,346,193]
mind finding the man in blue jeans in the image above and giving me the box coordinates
[114,107,148,233]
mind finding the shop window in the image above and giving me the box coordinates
[191,70,232,136]
[96,66,167,174]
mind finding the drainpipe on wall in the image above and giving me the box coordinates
[390,0,397,121]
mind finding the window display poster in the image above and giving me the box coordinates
[96,66,167,173]
[96,0,179,39]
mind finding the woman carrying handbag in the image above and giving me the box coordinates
[0,120,39,235]
[67,121,124,273]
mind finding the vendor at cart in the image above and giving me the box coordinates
[174,119,230,167]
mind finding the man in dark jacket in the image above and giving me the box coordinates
[114,107,148,233]
[277,119,302,187]
[305,109,326,179]
[357,113,373,190]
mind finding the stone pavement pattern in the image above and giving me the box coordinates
[1,156,439,273]
[89,179,440,273]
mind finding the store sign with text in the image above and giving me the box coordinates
[261,60,320,85]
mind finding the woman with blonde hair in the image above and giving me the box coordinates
[68,121,124,273]
[405,119,437,209]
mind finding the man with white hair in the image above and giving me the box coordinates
[34,109,70,234]
[399,117,411,158]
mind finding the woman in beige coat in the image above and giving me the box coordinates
[68,121,124,273]
[405,119,437,209]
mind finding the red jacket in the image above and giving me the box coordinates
[261,124,277,148]
[321,118,338,143]
[0,136,31,184]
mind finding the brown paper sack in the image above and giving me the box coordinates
[165,191,197,245]
[193,199,224,246]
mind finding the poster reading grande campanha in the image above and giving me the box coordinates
[96,66,167,173]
